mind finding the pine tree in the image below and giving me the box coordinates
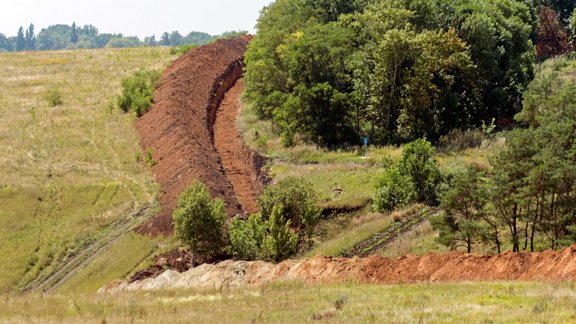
[71,22,78,44]
[16,27,25,51]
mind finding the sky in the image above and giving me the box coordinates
[1,0,275,38]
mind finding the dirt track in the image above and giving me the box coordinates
[136,38,265,235]
[105,245,576,291]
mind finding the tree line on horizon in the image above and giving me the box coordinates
[0,22,247,52]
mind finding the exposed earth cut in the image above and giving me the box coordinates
[106,245,576,291]
[136,37,266,235]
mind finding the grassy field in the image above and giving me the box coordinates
[1,281,576,322]
[0,47,175,293]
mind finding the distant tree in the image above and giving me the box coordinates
[144,35,157,46]
[160,32,170,46]
[173,181,226,264]
[16,27,25,51]
[0,33,11,51]
[184,31,212,45]
[36,24,71,50]
[169,31,184,46]
[71,22,78,43]
[26,24,36,50]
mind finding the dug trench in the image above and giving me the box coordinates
[136,37,267,236]
[123,37,576,289]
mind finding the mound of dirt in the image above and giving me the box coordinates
[104,245,576,291]
[136,37,266,235]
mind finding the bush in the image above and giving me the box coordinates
[117,70,160,116]
[46,89,63,106]
[173,181,226,262]
[260,204,299,262]
[228,213,267,260]
[399,139,443,204]
[373,167,414,212]
[170,44,197,56]
[257,177,320,241]
[228,204,298,262]
[373,138,443,212]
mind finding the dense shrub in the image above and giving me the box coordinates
[117,70,160,116]
[373,166,414,212]
[257,177,320,241]
[228,213,267,260]
[373,139,443,212]
[228,204,298,262]
[398,139,443,204]
[173,181,226,262]
[169,44,197,56]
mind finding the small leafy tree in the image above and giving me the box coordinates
[173,181,226,264]
[399,138,443,204]
[228,213,267,260]
[257,177,320,243]
[261,204,299,262]
[117,70,160,116]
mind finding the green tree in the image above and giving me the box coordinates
[71,22,78,44]
[228,213,267,260]
[25,24,36,50]
[373,166,414,212]
[261,204,299,262]
[16,27,25,51]
[173,181,226,264]
[160,32,171,46]
[399,138,443,204]
[257,177,320,243]
[0,34,11,51]
[432,166,489,253]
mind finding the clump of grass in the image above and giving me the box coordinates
[45,89,63,106]
[169,44,198,56]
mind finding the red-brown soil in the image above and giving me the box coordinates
[213,80,264,214]
[135,37,266,235]
[108,245,576,291]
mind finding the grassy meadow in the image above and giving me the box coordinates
[2,281,576,323]
[0,47,175,293]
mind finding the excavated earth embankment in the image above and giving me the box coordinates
[136,37,266,235]
[106,245,576,291]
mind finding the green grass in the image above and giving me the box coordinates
[1,281,576,322]
[56,233,167,294]
[304,205,424,257]
[0,47,176,292]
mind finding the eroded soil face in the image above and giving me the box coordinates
[136,37,265,235]
[107,245,576,291]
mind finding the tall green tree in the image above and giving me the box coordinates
[71,22,78,44]
[172,181,226,264]
[432,166,489,253]
[16,27,25,51]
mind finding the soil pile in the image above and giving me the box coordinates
[136,37,265,235]
[105,245,576,291]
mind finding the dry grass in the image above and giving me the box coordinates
[1,281,576,322]
[0,47,175,292]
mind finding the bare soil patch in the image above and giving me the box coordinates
[135,37,266,235]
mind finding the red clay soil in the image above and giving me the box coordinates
[213,80,264,214]
[136,37,265,235]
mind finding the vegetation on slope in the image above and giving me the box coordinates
[0,47,175,292]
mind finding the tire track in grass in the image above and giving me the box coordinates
[340,206,441,258]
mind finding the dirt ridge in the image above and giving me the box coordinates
[136,37,265,235]
[105,244,576,291]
